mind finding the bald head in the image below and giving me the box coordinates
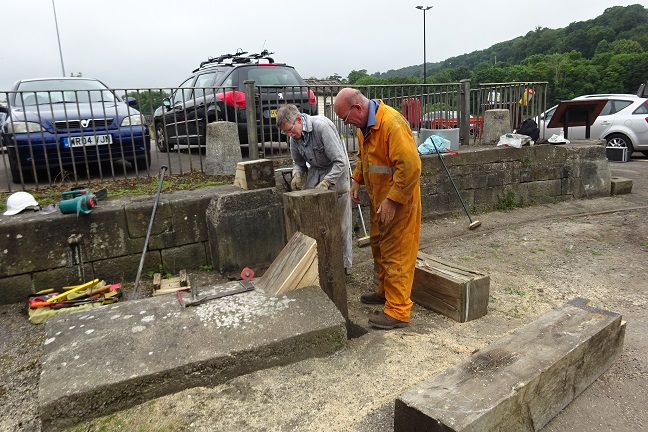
[334,88,369,128]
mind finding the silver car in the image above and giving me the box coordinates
[539,94,648,156]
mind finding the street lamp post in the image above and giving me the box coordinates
[415,5,433,84]
[51,0,66,77]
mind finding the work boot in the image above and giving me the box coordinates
[360,292,386,305]
[368,312,409,329]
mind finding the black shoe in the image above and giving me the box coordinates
[368,312,409,329]
[360,292,386,305]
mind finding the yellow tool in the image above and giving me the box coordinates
[46,279,100,304]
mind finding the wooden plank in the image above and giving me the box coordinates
[411,251,490,322]
[256,231,319,296]
[152,273,162,291]
[395,298,626,432]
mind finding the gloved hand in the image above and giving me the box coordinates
[291,171,304,191]
[316,179,332,190]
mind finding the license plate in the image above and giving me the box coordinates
[64,134,113,148]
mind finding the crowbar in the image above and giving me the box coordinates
[177,281,254,308]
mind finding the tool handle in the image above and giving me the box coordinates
[46,279,99,303]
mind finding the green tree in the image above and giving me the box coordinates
[127,90,170,116]
[347,70,369,85]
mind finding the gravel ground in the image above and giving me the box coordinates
[1,159,647,432]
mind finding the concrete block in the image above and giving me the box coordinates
[481,109,511,145]
[32,264,94,292]
[91,250,161,283]
[205,121,241,176]
[610,176,633,195]
[395,298,625,432]
[38,285,347,431]
[0,273,33,304]
[234,159,275,190]
[207,188,285,277]
[161,242,209,274]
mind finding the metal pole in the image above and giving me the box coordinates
[415,6,433,84]
[51,0,66,77]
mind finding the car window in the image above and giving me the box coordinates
[172,77,195,105]
[193,72,221,99]
[246,67,302,86]
[600,100,633,116]
[632,100,648,115]
[543,106,557,122]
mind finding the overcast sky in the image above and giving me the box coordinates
[0,0,644,91]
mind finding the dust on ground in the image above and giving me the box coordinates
[1,162,647,432]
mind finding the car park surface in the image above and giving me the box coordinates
[539,93,648,155]
[0,77,150,183]
[153,49,317,152]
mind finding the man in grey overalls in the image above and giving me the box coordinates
[276,104,352,270]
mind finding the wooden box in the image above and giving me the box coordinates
[411,252,490,322]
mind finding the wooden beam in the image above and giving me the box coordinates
[412,251,490,322]
[234,159,275,190]
[395,298,626,431]
[282,189,348,322]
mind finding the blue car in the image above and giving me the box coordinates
[1,77,150,183]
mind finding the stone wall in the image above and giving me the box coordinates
[0,142,611,305]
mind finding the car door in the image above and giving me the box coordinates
[164,77,195,145]
[184,72,219,144]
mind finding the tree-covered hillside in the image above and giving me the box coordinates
[337,4,648,104]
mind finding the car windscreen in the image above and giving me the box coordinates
[15,80,117,105]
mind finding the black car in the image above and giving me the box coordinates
[153,50,317,151]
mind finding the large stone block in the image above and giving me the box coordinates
[38,285,346,431]
[91,251,161,283]
[395,298,625,432]
[0,273,33,304]
[482,109,512,145]
[207,188,285,277]
[205,121,241,176]
[161,242,209,274]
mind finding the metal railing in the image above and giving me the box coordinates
[0,80,548,191]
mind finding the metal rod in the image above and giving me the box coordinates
[132,165,168,299]
[51,0,66,77]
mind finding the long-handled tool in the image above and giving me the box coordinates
[428,141,481,230]
[357,204,370,247]
[132,165,168,299]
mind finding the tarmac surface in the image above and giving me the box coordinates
[1,153,647,431]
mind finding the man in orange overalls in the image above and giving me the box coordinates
[334,88,421,329]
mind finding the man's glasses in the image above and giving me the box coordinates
[341,105,355,123]
[280,122,296,135]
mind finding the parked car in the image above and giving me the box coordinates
[1,77,150,183]
[153,50,317,152]
[538,94,648,156]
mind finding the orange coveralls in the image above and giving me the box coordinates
[352,101,422,322]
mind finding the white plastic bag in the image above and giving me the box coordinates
[497,133,532,148]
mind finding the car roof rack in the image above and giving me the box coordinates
[193,49,277,72]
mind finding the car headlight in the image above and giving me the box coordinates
[6,121,44,133]
[121,115,146,127]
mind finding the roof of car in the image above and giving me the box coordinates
[574,93,644,100]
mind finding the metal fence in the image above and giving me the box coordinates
[0,81,547,191]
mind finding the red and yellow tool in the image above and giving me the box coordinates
[29,279,100,309]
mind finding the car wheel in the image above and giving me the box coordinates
[155,123,172,153]
[606,133,634,155]
[134,150,151,171]
[7,148,31,184]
